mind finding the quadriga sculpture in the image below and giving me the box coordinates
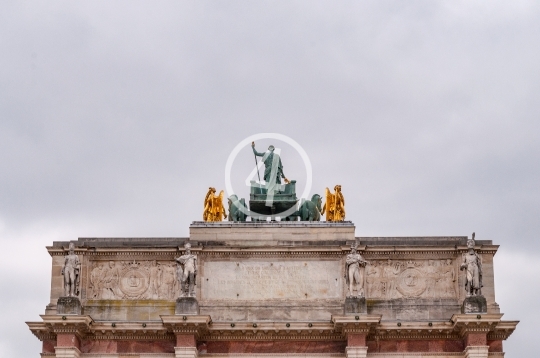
[299,194,322,221]
[228,195,248,222]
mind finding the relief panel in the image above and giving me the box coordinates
[365,259,457,299]
[86,260,179,300]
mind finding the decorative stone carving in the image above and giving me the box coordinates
[61,243,81,297]
[460,234,483,297]
[87,260,179,300]
[345,245,367,298]
[397,263,427,298]
[365,259,457,299]
[175,242,197,298]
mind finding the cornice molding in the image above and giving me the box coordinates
[26,314,518,343]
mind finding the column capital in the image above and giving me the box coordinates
[161,315,211,338]
[41,315,93,340]
[450,314,502,338]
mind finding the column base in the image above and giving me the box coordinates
[346,346,368,358]
[54,346,81,358]
[464,346,489,358]
[175,346,198,358]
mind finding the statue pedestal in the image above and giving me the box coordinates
[344,296,367,315]
[175,297,200,315]
[461,296,487,314]
[57,296,82,315]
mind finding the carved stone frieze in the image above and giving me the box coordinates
[87,260,180,300]
[365,259,457,299]
[201,260,343,301]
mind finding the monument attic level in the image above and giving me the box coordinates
[27,223,517,358]
[27,141,517,357]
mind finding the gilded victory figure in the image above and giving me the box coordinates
[345,244,367,297]
[61,242,81,297]
[176,242,197,297]
[460,233,483,297]
[321,185,346,221]
[203,187,227,222]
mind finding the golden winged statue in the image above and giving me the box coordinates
[321,185,345,221]
[203,187,227,222]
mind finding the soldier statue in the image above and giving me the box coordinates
[460,233,483,297]
[345,244,367,297]
[176,242,197,297]
[61,243,81,297]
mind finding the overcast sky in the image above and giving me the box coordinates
[1,1,539,356]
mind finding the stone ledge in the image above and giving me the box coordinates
[190,221,355,228]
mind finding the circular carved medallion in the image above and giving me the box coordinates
[397,268,427,298]
[119,268,150,298]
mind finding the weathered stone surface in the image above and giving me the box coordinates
[462,296,487,314]
[80,340,175,354]
[368,298,460,321]
[205,340,347,353]
[28,228,516,357]
[200,302,343,321]
[344,296,366,315]
[190,221,355,244]
[201,260,343,301]
[57,296,82,315]
[176,297,200,315]
[83,299,175,320]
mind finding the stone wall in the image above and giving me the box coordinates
[29,222,516,358]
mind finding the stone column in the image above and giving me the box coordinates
[162,315,211,358]
[332,315,380,358]
[175,334,198,358]
[451,314,497,358]
[345,333,368,358]
[463,332,488,358]
[38,316,91,358]
[55,333,81,358]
